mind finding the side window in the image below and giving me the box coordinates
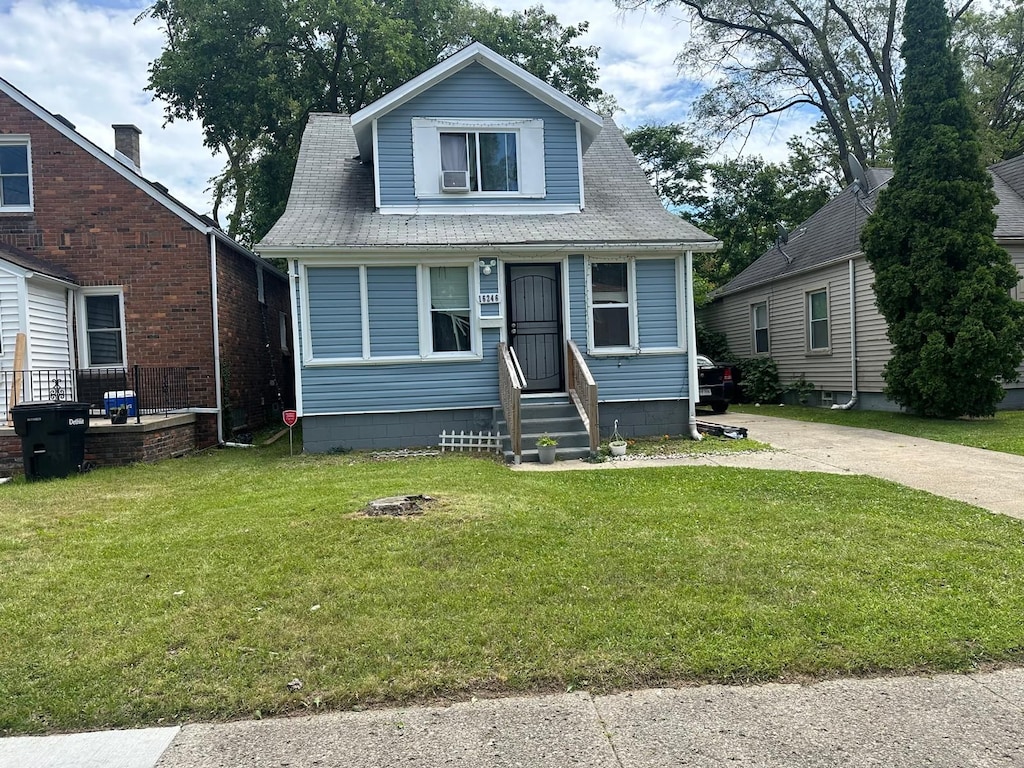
[279,311,289,353]
[428,266,472,353]
[82,292,125,367]
[0,138,31,211]
[590,261,633,349]
[807,289,829,351]
[752,301,769,354]
[257,267,265,304]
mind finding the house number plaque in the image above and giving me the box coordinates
[478,293,500,304]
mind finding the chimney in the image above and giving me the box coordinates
[112,124,142,170]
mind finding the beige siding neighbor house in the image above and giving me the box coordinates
[700,161,1024,411]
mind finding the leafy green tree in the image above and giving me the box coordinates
[142,0,602,244]
[624,123,707,209]
[861,0,1024,418]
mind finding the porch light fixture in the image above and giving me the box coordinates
[479,259,496,276]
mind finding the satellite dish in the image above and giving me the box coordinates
[848,155,869,195]
[775,222,789,245]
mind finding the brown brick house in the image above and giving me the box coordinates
[0,76,292,474]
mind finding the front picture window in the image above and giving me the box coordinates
[591,262,631,348]
[85,294,124,366]
[440,131,518,192]
[430,267,472,352]
[0,143,30,208]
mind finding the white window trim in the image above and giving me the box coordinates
[0,135,33,213]
[279,311,289,354]
[76,286,127,369]
[586,256,639,356]
[301,262,482,366]
[807,288,831,353]
[257,266,265,304]
[412,117,545,200]
[752,300,770,355]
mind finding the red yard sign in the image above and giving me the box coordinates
[283,410,298,428]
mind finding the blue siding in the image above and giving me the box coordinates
[637,259,679,348]
[567,255,691,401]
[368,266,419,356]
[302,329,501,414]
[377,63,581,207]
[308,267,362,358]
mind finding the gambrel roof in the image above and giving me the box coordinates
[258,114,719,253]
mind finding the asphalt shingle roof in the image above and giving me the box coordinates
[714,156,1024,298]
[257,115,718,251]
[0,243,77,283]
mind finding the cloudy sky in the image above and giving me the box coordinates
[0,0,811,217]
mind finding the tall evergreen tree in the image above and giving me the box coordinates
[862,0,1024,418]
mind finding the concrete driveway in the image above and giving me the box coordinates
[701,411,1024,520]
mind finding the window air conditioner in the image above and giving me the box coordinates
[441,170,470,192]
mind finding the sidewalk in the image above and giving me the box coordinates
[4,669,1021,767]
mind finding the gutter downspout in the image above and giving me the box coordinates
[685,249,703,440]
[209,232,225,443]
[833,257,859,410]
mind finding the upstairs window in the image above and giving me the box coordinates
[411,118,545,199]
[0,138,31,211]
[440,131,518,192]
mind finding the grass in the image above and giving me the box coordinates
[622,432,769,456]
[730,404,1024,456]
[2,442,1024,735]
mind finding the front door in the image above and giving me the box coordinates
[507,264,563,392]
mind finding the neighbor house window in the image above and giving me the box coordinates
[590,261,632,349]
[0,138,31,211]
[752,301,769,354]
[428,266,472,353]
[807,289,829,351]
[80,291,125,367]
[440,132,518,192]
[279,311,289,353]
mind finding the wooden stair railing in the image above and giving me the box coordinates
[566,340,599,454]
[498,342,525,461]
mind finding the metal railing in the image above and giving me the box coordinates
[3,366,198,424]
[567,340,599,453]
[498,342,524,460]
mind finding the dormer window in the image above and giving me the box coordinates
[440,131,518,193]
[412,118,544,199]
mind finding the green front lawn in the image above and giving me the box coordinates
[2,445,1023,734]
[729,404,1024,456]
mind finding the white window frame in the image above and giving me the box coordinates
[76,287,127,369]
[279,311,289,353]
[0,135,33,213]
[257,266,265,304]
[752,301,769,355]
[301,262,481,366]
[412,118,545,200]
[586,256,638,355]
[807,288,830,352]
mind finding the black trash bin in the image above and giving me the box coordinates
[11,401,90,480]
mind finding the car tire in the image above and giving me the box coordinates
[711,401,729,414]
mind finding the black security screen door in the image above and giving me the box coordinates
[507,264,563,392]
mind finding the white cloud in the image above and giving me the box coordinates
[0,0,816,220]
[0,0,223,217]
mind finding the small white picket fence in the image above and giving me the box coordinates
[438,429,502,453]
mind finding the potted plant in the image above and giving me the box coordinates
[608,420,627,457]
[536,434,558,464]
[110,405,129,425]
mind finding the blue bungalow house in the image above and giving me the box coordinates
[257,43,720,460]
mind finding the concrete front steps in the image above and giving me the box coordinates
[496,394,592,463]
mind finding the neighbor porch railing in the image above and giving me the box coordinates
[498,342,525,460]
[3,366,198,425]
[567,340,599,454]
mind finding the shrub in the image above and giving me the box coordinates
[737,357,784,403]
